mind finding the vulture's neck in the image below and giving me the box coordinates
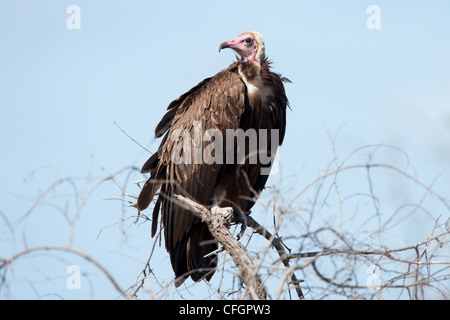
[238,60,273,108]
[238,61,261,82]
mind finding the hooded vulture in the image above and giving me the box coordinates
[137,31,289,286]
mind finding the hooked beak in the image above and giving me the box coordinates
[219,37,241,52]
[218,41,231,52]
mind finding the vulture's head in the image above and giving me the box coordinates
[219,31,266,64]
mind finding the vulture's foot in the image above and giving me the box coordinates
[211,205,234,229]
[210,206,250,240]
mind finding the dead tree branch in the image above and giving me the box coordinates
[174,194,267,300]
[0,245,130,299]
[246,216,305,299]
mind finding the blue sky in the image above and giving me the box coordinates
[1,1,449,299]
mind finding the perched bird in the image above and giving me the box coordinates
[137,31,289,286]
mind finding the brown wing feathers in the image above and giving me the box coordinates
[137,68,248,285]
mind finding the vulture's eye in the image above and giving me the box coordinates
[244,37,253,46]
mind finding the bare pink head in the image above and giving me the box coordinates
[219,31,265,63]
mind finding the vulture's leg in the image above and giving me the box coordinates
[237,222,246,241]
[232,209,252,240]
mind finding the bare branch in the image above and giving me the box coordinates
[174,195,267,300]
[1,245,130,299]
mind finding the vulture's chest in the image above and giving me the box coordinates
[238,67,273,110]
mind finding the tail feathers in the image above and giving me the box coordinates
[170,224,218,287]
